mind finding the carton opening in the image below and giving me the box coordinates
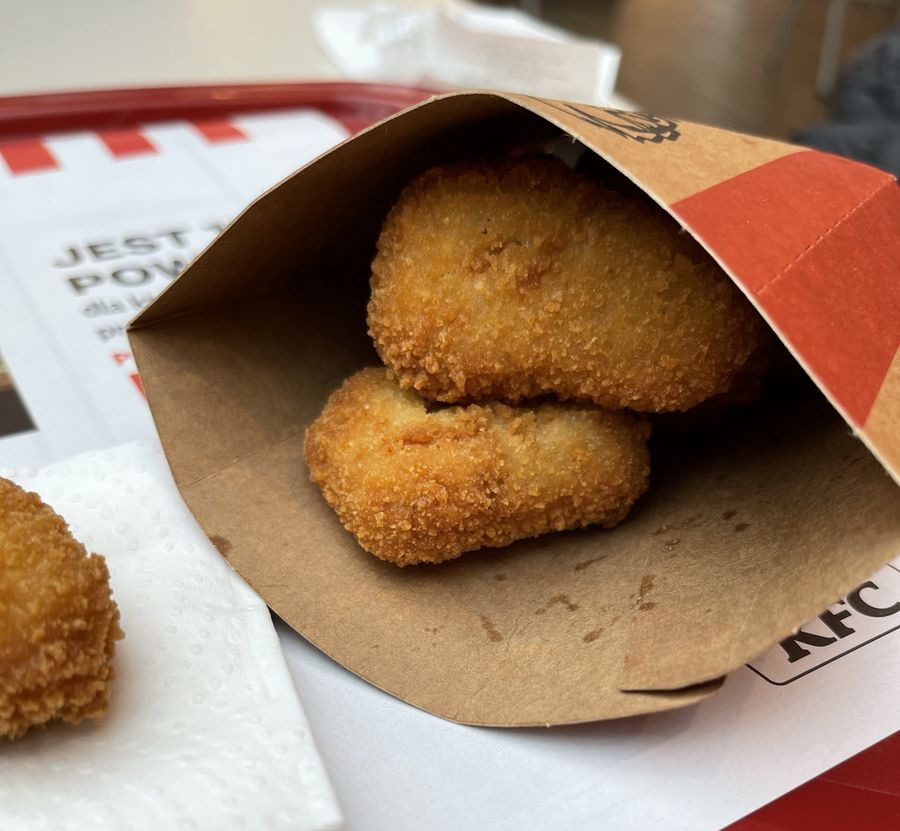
[131,93,900,726]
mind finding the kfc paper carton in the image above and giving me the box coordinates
[129,92,900,726]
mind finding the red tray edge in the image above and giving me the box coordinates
[0,81,438,138]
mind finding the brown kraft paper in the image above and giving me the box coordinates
[129,91,900,726]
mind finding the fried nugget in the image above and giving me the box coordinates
[653,345,771,432]
[368,159,763,412]
[305,368,650,566]
[0,479,123,740]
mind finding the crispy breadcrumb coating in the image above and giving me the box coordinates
[368,158,763,412]
[305,369,650,566]
[654,345,771,432]
[0,479,123,740]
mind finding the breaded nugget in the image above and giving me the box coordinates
[368,159,763,412]
[305,368,650,565]
[1,479,123,740]
[653,345,771,432]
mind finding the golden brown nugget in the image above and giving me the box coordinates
[305,368,650,566]
[0,479,123,740]
[653,346,771,432]
[368,159,763,412]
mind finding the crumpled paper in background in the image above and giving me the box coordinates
[314,0,621,104]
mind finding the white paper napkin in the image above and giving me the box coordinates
[314,0,621,104]
[0,441,342,831]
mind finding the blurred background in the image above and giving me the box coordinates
[489,0,900,137]
[2,0,898,144]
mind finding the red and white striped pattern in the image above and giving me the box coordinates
[0,118,256,174]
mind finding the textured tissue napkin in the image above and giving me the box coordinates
[314,1,621,104]
[0,441,342,831]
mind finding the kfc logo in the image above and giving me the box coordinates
[546,103,680,144]
[747,562,900,685]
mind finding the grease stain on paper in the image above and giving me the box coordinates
[480,616,503,642]
[208,534,232,555]
[534,593,580,615]
[573,555,606,572]
[549,593,579,611]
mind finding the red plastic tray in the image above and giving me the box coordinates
[1,80,894,830]
[728,732,900,830]
[0,81,435,139]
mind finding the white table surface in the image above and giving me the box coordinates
[0,0,448,96]
[0,0,633,108]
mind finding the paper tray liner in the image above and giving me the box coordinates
[130,92,900,726]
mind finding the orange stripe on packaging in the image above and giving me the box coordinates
[673,151,900,437]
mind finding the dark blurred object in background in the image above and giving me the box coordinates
[483,0,899,139]
[830,27,900,122]
[794,27,900,175]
